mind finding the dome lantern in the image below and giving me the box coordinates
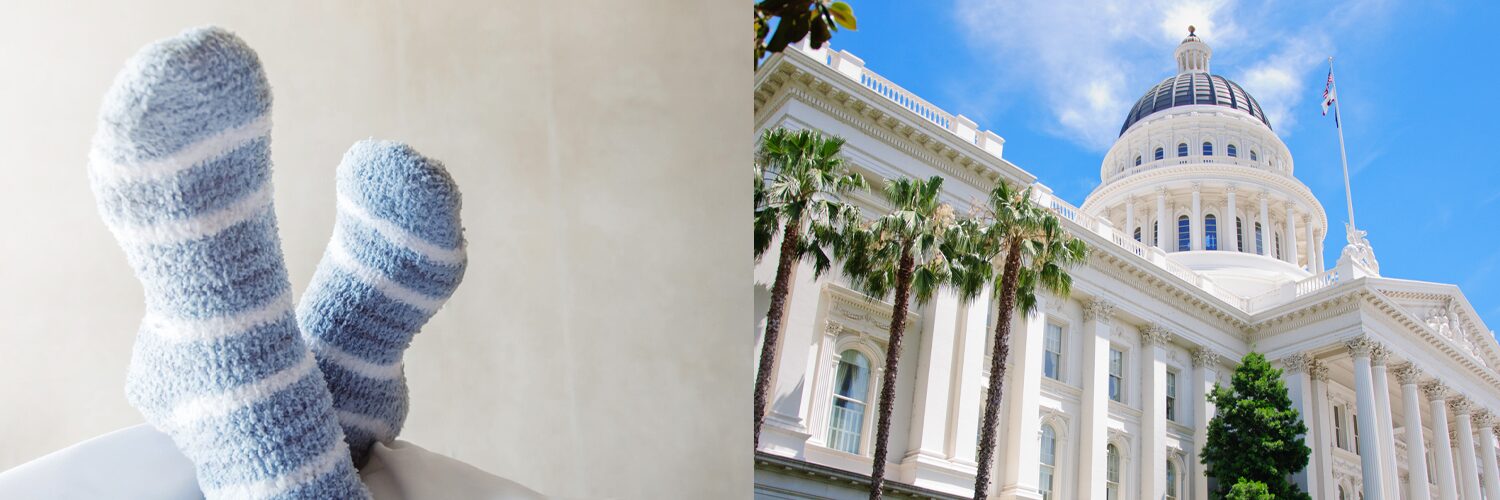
[1175,26,1211,74]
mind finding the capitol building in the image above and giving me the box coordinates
[753,31,1500,500]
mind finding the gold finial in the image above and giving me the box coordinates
[1188,25,1196,35]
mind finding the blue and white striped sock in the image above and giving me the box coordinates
[89,27,370,499]
[298,140,467,467]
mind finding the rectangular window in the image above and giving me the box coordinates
[1353,412,1361,455]
[1043,323,1063,380]
[1333,405,1346,450]
[1109,349,1124,402]
[1166,371,1178,421]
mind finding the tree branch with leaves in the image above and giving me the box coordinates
[755,0,856,69]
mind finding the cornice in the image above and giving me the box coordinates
[753,54,1029,193]
[1081,235,1249,333]
[1360,289,1500,390]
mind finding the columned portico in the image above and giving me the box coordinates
[1426,381,1460,500]
[1395,364,1432,500]
[1078,299,1115,500]
[1140,325,1171,500]
[1192,348,1221,500]
[1347,336,1388,500]
[1452,397,1482,500]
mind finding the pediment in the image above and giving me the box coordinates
[1373,283,1500,372]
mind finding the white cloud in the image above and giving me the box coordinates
[953,0,1387,151]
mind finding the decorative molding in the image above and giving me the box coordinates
[1309,361,1330,382]
[1422,381,1450,402]
[1141,324,1173,347]
[1393,363,1423,386]
[1474,410,1497,428]
[1280,353,1312,374]
[1191,348,1221,368]
[1449,396,1475,416]
[1344,336,1378,358]
[1370,344,1391,366]
[1083,298,1116,322]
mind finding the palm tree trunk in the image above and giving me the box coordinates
[972,239,1024,500]
[755,222,802,448]
[868,245,915,500]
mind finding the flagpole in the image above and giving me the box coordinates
[1330,56,1356,233]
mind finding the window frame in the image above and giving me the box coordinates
[827,349,874,455]
[1250,150,1258,162]
[1105,444,1120,500]
[1204,214,1218,251]
[1166,370,1178,421]
[1176,215,1190,252]
[1235,217,1245,252]
[1108,348,1125,403]
[1254,222,1264,255]
[1177,143,1188,157]
[1043,322,1064,381]
[1202,141,1213,156]
[1154,147,1164,161]
[1135,155,1142,167]
[1227,144,1238,157]
[1165,459,1179,500]
[1039,424,1058,500]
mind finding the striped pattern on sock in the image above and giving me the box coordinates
[89,26,369,500]
[298,140,467,467]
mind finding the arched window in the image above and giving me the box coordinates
[1177,143,1188,157]
[1275,233,1283,260]
[1135,155,1142,166]
[828,350,871,454]
[1153,221,1159,247]
[1227,144,1238,157]
[1105,444,1120,500]
[1177,215,1190,252]
[1235,217,1245,252]
[1154,147,1164,161]
[1039,425,1057,500]
[1250,150,1258,162]
[1133,227,1142,242]
[1202,141,1214,156]
[1254,222,1264,255]
[1338,485,1346,500]
[1165,459,1178,500]
[1204,214,1218,251]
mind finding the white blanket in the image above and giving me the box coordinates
[0,425,547,499]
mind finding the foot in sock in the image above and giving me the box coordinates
[298,140,467,467]
[88,26,370,499]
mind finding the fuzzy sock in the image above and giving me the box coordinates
[88,27,369,499]
[297,140,467,467]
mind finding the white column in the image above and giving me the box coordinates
[1191,183,1203,251]
[1192,348,1221,500]
[761,258,824,453]
[1125,197,1136,242]
[997,299,1048,500]
[1314,227,1325,272]
[1284,203,1298,266]
[1347,337,1388,500]
[1312,362,1338,500]
[952,287,992,464]
[1257,192,1270,256]
[1395,364,1433,500]
[1304,216,1315,271]
[1452,397,1482,500]
[1426,381,1460,500]
[1141,325,1171,500]
[1078,299,1115,500]
[1156,187,1169,251]
[1371,347,1399,500]
[1475,411,1500,500]
[1281,353,1322,495]
[900,289,962,484]
[1225,185,1239,253]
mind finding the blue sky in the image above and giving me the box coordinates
[818,0,1500,331]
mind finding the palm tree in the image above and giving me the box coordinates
[754,128,867,448]
[948,181,1087,500]
[833,175,956,500]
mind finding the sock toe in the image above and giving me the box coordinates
[337,139,464,250]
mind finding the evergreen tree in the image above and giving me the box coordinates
[1201,352,1312,499]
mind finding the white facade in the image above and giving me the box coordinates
[754,33,1500,500]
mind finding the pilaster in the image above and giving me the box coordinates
[1140,324,1171,500]
[1078,299,1115,500]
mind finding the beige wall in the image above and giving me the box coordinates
[0,1,747,498]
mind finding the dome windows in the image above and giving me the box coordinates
[1177,143,1188,157]
[1227,144,1237,157]
[1154,147,1164,161]
[1204,214,1218,250]
[1177,216,1190,251]
[1202,142,1213,156]
[1135,155,1142,166]
[1250,150,1258,162]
